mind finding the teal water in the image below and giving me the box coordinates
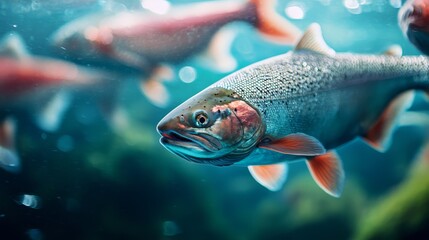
[1,0,429,239]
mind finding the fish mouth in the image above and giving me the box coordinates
[159,131,234,166]
[160,130,222,157]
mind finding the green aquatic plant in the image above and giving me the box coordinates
[354,145,429,240]
[249,174,368,240]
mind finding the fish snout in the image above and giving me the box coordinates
[156,117,171,136]
[156,114,184,136]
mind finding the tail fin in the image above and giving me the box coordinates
[249,0,302,45]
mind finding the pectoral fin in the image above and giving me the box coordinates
[248,162,288,191]
[306,151,345,197]
[34,90,72,132]
[197,27,237,73]
[363,91,415,152]
[140,69,170,108]
[259,133,326,156]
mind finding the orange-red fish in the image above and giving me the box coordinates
[0,32,111,131]
[52,0,301,107]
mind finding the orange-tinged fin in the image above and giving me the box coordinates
[259,133,326,156]
[155,65,174,82]
[198,27,237,73]
[0,118,20,173]
[306,151,344,198]
[363,91,415,152]
[140,68,170,108]
[248,163,288,191]
[0,118,15,149]
[250,0,302,45]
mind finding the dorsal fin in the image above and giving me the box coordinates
[0,32,29,58]
[295,23,335,57]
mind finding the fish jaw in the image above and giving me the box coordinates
[157,87,264,166]
[159,130,227,160]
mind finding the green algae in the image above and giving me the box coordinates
[354,145,429,240]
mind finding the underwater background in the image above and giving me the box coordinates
[1,0,429,239]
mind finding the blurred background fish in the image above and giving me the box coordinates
[0,32,119,132]
[51,0,301,107]
[399,0,429,55]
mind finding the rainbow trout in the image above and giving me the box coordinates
[157,24,429,197]
[52,0,301,107]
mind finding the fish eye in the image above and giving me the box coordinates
[193,110,209,128]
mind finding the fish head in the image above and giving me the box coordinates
[157,87,264,166]
[51,16,108,58]
[51,28,95,56]
[399,0,429,32]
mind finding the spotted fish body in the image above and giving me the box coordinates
[157,24,429,196]
[215,51,429,165]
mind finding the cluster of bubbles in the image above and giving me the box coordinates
[15,194,42,209]
[343,0,402,14]
[285,3,306,20]
[140,0,170,15]
[284,0,404,19]
[178,66,197,83]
